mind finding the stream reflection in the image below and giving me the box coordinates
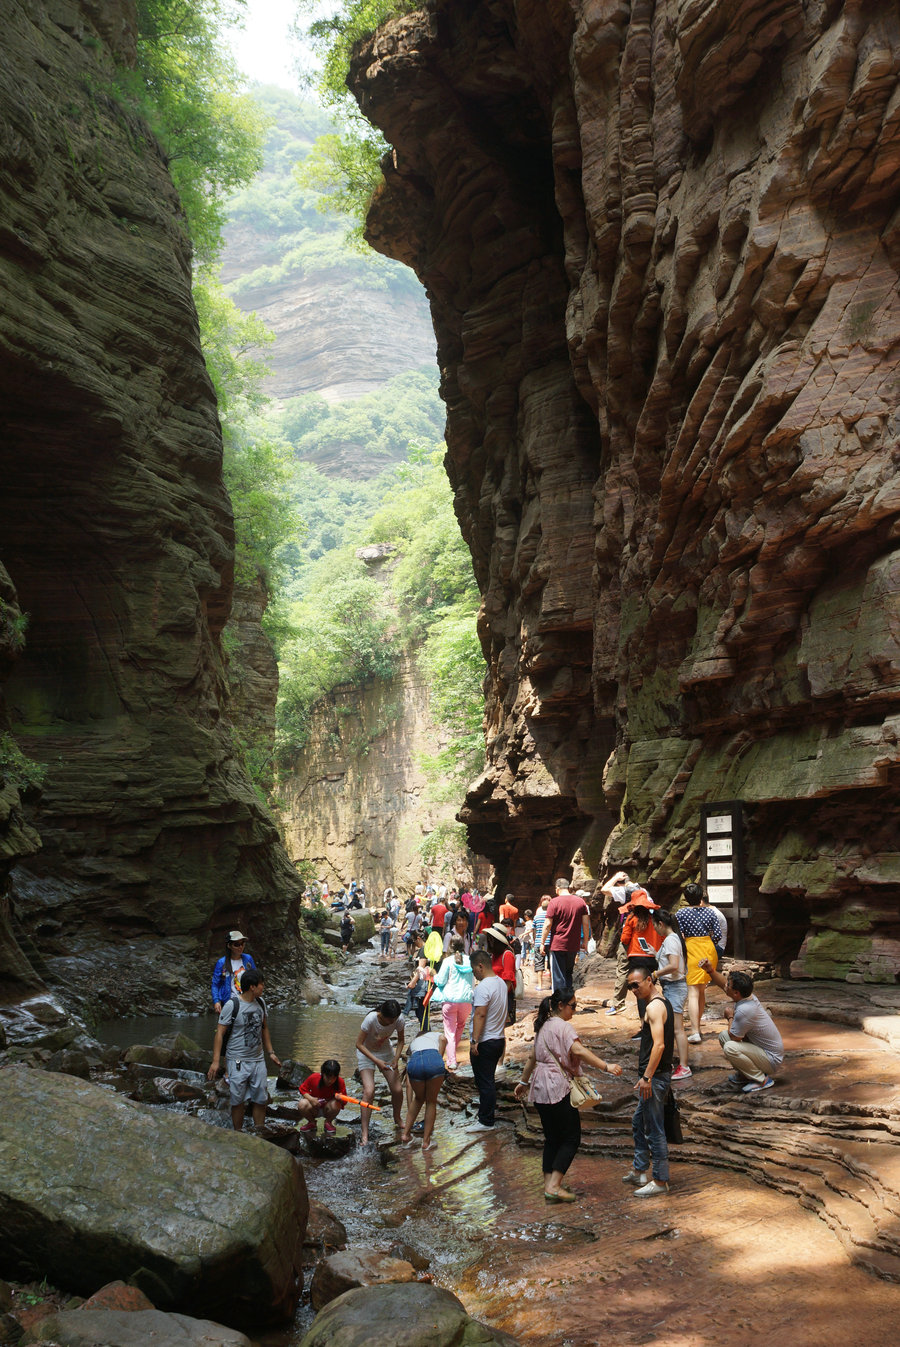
[95,952,588,1344]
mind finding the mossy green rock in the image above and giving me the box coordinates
[0,1068,307,1329]
[300,1283,519,1347]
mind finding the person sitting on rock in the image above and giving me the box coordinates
[699,962,783,1093]
[211,929,256,1013]
[298,1059,346,1135]
[207,968,283,1131]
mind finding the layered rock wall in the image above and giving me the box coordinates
[277,652,484,895]
[0,0,305,1016]
[349,0,900,977]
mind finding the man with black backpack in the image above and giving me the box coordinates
[207,968,283,1131]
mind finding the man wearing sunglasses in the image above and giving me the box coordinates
[622,958,673,1196]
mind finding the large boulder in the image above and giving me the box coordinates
[0,1068,307,1328]
[325,911,376,945]
[22,1309,253,1347]
[300,1284,519,1347]
[123,1034,211,1073]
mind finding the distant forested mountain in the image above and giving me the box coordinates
[220,86,437,405]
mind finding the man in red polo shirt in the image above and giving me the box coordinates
[539,878,590,996]
[428,895,448,933]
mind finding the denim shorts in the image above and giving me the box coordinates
[406,1048,445,1081]
[662,978,687,1014]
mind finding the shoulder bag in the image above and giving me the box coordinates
[546,1040,602,1109]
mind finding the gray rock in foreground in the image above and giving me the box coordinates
[300,1283,519,1347]
[22,1308,252,1347]
[0,1068,307,1327]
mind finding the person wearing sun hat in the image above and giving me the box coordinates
[211,930,257,1012]
[483,922,517,1025]
[620,891,663,1032]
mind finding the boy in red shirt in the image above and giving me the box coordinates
[298,1059,346,1135]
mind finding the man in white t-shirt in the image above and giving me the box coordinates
[467,951,508,1133]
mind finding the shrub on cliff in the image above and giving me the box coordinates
[295,0,422,236]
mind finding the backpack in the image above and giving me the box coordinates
[220,994,266,1059]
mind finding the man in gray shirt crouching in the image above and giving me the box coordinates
[208,968,283,1129]
[700,961,783,1094]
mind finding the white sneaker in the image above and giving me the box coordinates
[465,1120,495,1133]
[687,1033,702,1044]
[622,1169,650,1185]
[634,1179,669,1197]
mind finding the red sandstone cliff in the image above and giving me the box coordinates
[349,0,900,979]
[0,0,305,1017]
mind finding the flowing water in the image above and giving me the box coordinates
[93,948,575,1343]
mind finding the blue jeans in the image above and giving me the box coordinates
[631,1072,671,1182]
[550,950,578,995]
[470,1036,505,1125]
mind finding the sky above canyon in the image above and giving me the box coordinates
[227,0,331,90]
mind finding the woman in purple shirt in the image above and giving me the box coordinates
[514,991,622,1203]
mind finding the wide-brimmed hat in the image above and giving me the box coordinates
[483,922,511,948]
[228,929,247,943]
[626,890,659,911]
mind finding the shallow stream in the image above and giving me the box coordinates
[93,947,577,1344]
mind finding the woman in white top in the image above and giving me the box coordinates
[654,910,691,1079]
[443,909,472,954]
[355,999,405,1144]
[400,1027,447,1149]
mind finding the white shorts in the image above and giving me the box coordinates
[226,1057,268,1105]
[356,1047,394,1076]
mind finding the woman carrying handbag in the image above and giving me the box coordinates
[515,990,623,1202]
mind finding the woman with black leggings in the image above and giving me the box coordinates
[514,990,622,1202]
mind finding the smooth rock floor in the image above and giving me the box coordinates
[452,973,900,1347]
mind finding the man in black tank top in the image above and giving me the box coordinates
[623,959,672,1196]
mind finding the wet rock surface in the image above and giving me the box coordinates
[304,1200,348,1256]
[309,1249,417,1311]
[348,0,900,977]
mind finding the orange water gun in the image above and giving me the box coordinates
[334,1092,382,1111]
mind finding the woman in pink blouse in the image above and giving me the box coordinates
[515,991,623,1202]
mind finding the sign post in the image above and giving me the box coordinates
[700,801,746,958]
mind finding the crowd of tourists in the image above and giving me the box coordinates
[207,870,784,1203]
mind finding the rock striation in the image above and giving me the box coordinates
[277,651,487,894]
[0,0,306,1016]
[349,0,900,978]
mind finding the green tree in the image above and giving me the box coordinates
[132,0,269,266]
[294,1,421,234]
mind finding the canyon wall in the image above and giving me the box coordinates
[349,0,900,978]
[0,0,306,1022]
[277,650,484,897]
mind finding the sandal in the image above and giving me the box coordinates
[544,1189,577,1203]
